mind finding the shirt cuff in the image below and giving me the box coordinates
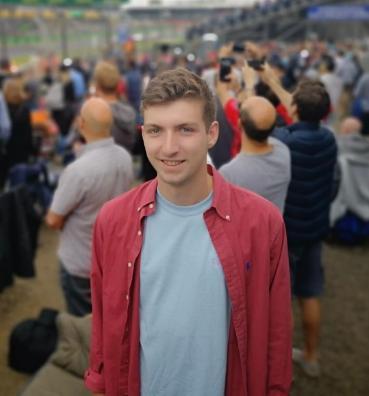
[84,368,105,393]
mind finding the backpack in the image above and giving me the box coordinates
[8,160,54,212]
[8,308,59,374]
[331,212,369,245]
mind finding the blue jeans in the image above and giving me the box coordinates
[60,263,91,316]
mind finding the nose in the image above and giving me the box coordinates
[162,131,179,157]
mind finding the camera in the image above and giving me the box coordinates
[247,58,266,71]
[232,42,245,53]
[219,57,235,82]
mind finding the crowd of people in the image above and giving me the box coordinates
[1,36,369,395]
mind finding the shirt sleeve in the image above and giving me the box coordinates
[267,218,292,395]
[224,98,241,158]
[353,75,364,98]
[50,165,85,215]
[84,212,106,394]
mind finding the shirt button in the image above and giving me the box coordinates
[137,207,141,212]
[128,262,132,268]
[226,215,230,221]
[137,230,142,236]
[126,294,129,300]
[149,203,154,209]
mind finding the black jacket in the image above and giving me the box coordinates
[273,122,338,243]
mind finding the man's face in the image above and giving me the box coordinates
[142,98,218,196]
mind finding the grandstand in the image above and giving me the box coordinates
[186,0,369,44]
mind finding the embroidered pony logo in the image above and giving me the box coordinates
[245,261,252,271]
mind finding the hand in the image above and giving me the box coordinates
[245,41,264,60]
[216,69,239,96]
[258,62,278,85]
[218,42,233,60]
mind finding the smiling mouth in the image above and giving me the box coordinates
[161,160,185,167]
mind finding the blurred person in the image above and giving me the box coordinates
[70,64,86,103]
[0,58,11,89]
[0,90,11,188]
[319,54,343,124]
[93,60,137,152]
[330,116,369,226]
[336,51,361,120]
[85,68,292,396]
[210,55,242,168]
[46,97,134,316]
[45,64,76,136]
[272,80,338,377]
[339,116,362,136]
[124,58,142,119]
[22,61,42,111]
[220,96,291,213]
[353,56,369,135]
[2,77,33,178]
[240,58,293,126]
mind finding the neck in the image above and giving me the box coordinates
[157,166,213,206]
[241,135,272,155]
[96,91,118,103]
[84,134,109,144]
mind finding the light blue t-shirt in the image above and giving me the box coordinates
[140,190,230,396]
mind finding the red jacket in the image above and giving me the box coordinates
[85,166,292,396]
[224,98,242,158]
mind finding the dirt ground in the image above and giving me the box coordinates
[0,226,368,396]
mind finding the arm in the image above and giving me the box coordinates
[84,214,105,394]
[238,60,257,102]
[268,218,292,395]
[46,165,85,229]
[259,63,295,121]
[45,210,65,230]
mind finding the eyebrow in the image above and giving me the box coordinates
[144,123,198,129]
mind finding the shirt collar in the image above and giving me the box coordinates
[289,121,320,132]
[136,165,231,222]
[79,137,115,157]
[209,165,232,221]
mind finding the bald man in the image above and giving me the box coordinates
[46,97,134,316]
[340,116,362,135]
[220,96,291,212]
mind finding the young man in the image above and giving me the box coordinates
[46,97,133,316]
[220,96,291,213]
[272,80,338,377]
[85,68,292,396]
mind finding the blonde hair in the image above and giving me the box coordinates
[3,77,26,105]
[93,61,120,94]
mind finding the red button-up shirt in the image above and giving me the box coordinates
[85,166,292,396]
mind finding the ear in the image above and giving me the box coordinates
[291,103,298,119]
[77,115,83,131]
[207,121,219,149]
[237,118,243,132]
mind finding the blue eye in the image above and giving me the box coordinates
[180,127,194,133]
